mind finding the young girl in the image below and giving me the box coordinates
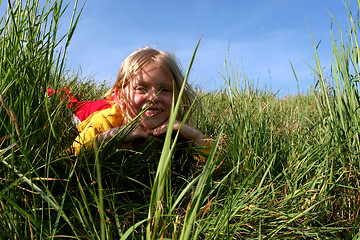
[72,47,207,155]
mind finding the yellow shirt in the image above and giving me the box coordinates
[72,104,125,155]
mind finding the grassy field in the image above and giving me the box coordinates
[1,0,360,239]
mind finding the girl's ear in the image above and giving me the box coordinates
[114,87,126,109]
[120,98,127,109]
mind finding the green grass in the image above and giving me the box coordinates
[1,0,360,239]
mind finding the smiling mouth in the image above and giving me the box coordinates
[144,107,162,117]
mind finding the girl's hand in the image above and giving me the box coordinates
[151,120,206,147]
[97,125,149,144]
[124,125,149,142]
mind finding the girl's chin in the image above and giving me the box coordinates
[141,118,166,130]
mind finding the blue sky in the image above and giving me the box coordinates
[52,1,360,95]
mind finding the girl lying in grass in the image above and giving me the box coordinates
[72,47,208,155]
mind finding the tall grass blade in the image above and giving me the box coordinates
[146,36,202,239]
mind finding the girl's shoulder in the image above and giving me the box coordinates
[77,103,124,132]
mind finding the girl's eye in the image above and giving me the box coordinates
[160,88,170,93]
[135,86,147,93]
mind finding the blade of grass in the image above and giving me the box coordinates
[145,36,202,239]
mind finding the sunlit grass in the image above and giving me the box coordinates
[1,0,360,239]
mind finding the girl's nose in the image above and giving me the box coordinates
[148,90,160,102]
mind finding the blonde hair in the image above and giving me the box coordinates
[110,47,196,121]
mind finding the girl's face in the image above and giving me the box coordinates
[120,62,177,130]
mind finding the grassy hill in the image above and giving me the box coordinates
[0,0,359,239]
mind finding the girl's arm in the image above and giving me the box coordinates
[151,120,206,147]
[97,125,148,144]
